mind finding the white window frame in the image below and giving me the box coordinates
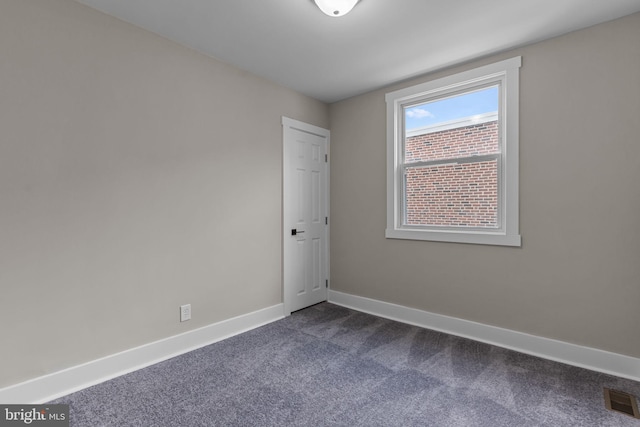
[385,57,522,247]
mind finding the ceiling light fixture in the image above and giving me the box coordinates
[314,0,359,17]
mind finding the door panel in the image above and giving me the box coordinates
[295,240,305,295]
[283,117,329,314]
[312,237,322,291]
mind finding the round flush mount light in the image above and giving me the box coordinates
[314,0,359,17]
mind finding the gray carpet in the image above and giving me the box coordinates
[52,303,640,426]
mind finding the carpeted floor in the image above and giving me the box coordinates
[52,303,640,426]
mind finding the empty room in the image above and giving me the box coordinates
[1,0,640,425]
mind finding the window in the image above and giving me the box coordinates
[386,57,521,246]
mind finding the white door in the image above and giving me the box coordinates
[282,117,329,315]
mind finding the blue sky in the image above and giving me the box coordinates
[405,85,499,130]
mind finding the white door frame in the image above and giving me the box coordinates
[282,117,330,315]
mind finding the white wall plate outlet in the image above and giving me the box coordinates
[180,304,191,322]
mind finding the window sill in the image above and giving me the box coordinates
[385,228,521,247]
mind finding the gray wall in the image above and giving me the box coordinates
[330,12,640,358]
[0,0,328,388]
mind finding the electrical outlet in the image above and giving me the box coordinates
[180,304,191,322]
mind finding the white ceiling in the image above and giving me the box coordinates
[76,0,640,103]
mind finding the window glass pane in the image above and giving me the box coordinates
[404,86,499,163]
[404,160,498,228]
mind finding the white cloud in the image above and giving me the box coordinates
[406,108,434,119]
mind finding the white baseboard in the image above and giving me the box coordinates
[328,290,640,382]
[0,304,284,404]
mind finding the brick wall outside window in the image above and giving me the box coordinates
[404,120,499,227]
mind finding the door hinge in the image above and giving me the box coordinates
[325,279,328,289]
[325,154,328,163]
[325,217,328,225]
